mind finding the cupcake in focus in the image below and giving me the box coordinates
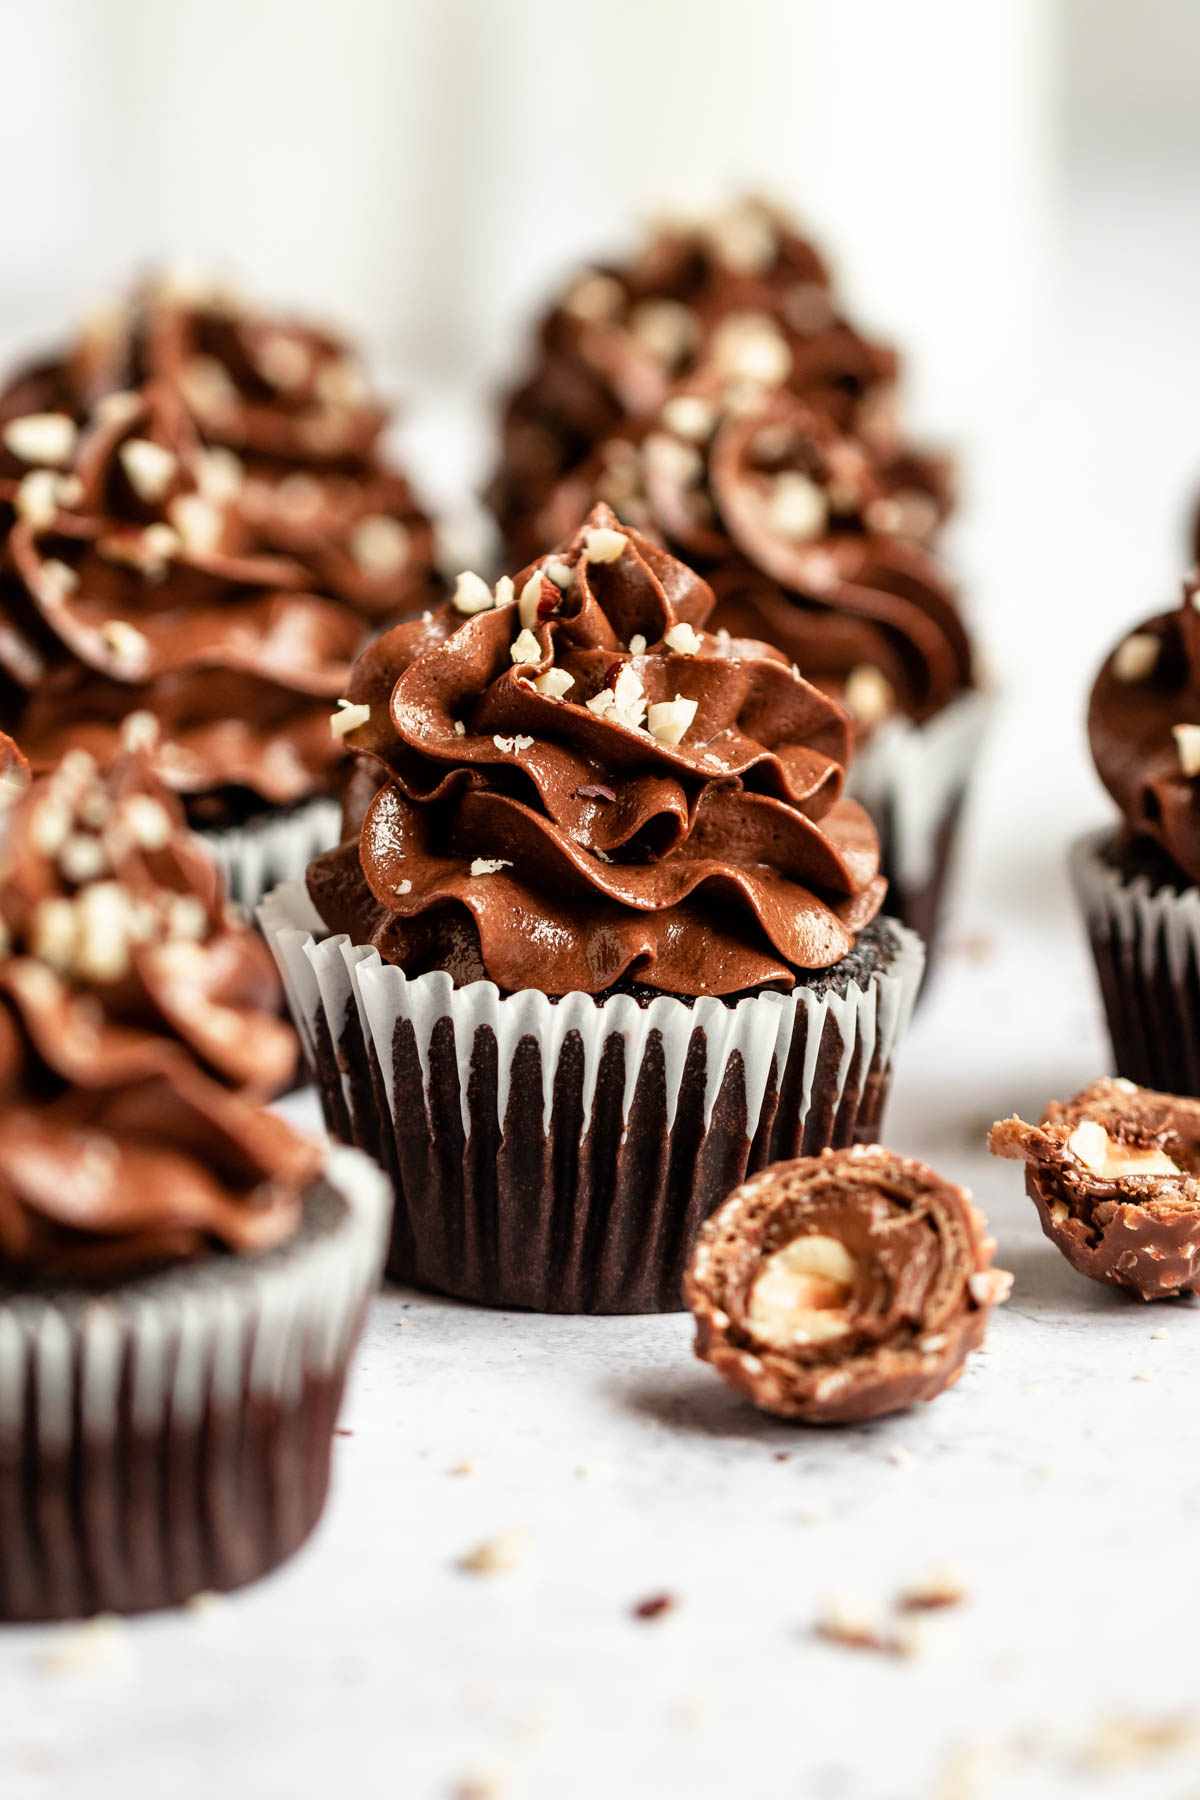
[262,505,923,1314]
[0,272,439,905]
[1074,579,1200,1094]
[530,383,983,963]
[0,728,389,1620]
[489,197,951,571]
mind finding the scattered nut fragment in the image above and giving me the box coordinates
[1113,632,1160,683]
[844,664,896,729]
[663,621,701,656]
[1076,1712,1195,1772]
[457,1529,528,1576]
[3,412,77,466]
[647,695,698,746]
[815,1596,919,1658]
[583,525,627,564]
[1173,722,1200,777]
[631,1593,676,1622]
[469,858,511,877]
[330,699,371,739]
[662,394,716,442]
[897,1564,968,1612]
[36,1614,126,1675]
[534,668,574,698]
[767,471,828,541]
[118,438,176,504]
[453,571,496,615]
[509,628,542,666]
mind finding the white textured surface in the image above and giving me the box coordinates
[7,170,1200,1799]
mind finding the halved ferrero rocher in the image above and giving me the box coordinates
[989,1077,1200,1300]
[684,1146,1010,1424]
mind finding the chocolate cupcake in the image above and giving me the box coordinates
[1073,580,1200,1094]
[489,197,951,572]
[0,272,439,907]
[527,383,983,964]
[0,732,390,1619]
[261,505,923,1314]
[685,1146,1009,1424]
[991,1078,1200,1301]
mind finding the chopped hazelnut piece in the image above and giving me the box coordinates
[767,471,828,541]
[663,622,701,655]
[1173,722,1200,776]
[330,699,371,739]
[583,526,627,564]
[453,571,495,615]
[647,695,698,746]
[844,664,896,728]
[3,412,77,466]
[509,628,542,666]
[118,438,176,504]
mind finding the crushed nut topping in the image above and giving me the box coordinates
[664,621,702,656]
[509,628,542,666]
[330,699,371,739]
[453,571,495,615]
[3,412,77,466]
[583,525,627,564]
[1112,633,1159,683]
[647,695,698,746]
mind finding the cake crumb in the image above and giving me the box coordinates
[451,1460,475,1477]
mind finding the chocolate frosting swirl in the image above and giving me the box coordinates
[488,198,951,571]
[309,505,885,996]
[0,731,318,1280]
[0,274,438,824]
[534,383,968,733]
[1088,587,1200,886]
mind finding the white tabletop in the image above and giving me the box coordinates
[5,167,1200,1800]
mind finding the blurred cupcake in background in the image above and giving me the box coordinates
[1074,577,1200,1095]
[530,380,984,966]
[0,272,439,905]
[488,196,953,571]
[262,505,924,1314]
[0,728,389,1619]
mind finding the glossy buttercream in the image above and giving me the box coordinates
[309,505,885,996]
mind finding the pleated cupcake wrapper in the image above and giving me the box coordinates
[1071,829,1200,1096]
[847,688,993,961]
[259,881,924,1313]
[197,796,342,912]
[0,1146,391,1622]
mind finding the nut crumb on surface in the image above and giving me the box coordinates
[1076,1712,1195,1771]
[457,1529,529,1577]
[814,1595,919,1657]
[897,1564,968,1612]
[631,1593,676,1622]
[36,1614,126,1675]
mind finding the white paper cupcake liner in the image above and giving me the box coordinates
[847,688,992,959]
[197,796,342,912]
[0,1145,391,1621]
[1071,829,1200,1095]
[259,881,924,1313]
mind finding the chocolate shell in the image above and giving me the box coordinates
[686,1145,1008,1423]
[990,1077,1200,1300]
